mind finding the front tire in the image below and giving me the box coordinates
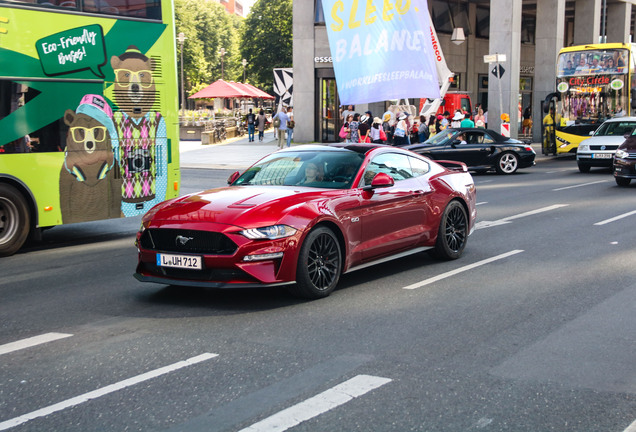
[291,227,342,299]
[430,200,468,260]
[0,184,31,257]
[578,163,591,173]
[495,152,519,175]
[615,176,631,187]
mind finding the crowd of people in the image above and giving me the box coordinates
[338,105,489,146]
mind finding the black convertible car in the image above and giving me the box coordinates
[405,128,536,174]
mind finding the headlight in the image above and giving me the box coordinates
[240,225,297,240]
[578,144,589,152]
[616,149,629,159]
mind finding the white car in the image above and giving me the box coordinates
[576,116,636,173]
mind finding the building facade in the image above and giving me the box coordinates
[292,0,636,143]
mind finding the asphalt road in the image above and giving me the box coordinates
[1,159,635,432]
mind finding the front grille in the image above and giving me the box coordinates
[590,145,619,150]
[140,229,237,255]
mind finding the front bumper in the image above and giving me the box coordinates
[135,224,304,288]
[577,152,615,167]
[614,158,636,179]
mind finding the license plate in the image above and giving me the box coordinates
[593,153,613,159]
[156,253,202,270]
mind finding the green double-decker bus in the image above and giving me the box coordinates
[0,0,180,256]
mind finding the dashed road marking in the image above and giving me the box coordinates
[237,375,392,432]
[623,418,636,432]
[0,333,73,356]
[475,204,569,230]
[594,209,636,226]
[403,250,524,290]
[0,353,218,431]
[553,180,607,191]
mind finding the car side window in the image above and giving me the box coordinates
[482,133,495,144]
[362,153,413,186]
[408,156,430,177]
[465,132,485,144]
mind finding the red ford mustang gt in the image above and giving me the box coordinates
[135,144,476,298]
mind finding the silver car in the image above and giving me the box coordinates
[576,116,636,173]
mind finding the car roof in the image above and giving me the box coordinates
[601,116,636,123]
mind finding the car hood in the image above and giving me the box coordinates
[618,135,636,151]
[148,186,342,228]
[581,135,628,146]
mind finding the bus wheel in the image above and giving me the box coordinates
[0,184,31,257]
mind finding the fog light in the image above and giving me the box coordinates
[243,252,284,262]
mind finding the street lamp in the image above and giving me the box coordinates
[219,47,226,80]
[242,58,248,83]
[177,32,187,115]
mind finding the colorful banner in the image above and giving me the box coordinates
[321,0,440,105]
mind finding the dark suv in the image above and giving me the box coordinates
[613,136,636,186]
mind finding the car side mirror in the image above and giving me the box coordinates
[363,172,394,192]
[589,131,594,135]
[451,140,461,148]
[227,171,241,185]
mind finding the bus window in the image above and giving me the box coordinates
[0,0,161,19]
[0,80,66,154]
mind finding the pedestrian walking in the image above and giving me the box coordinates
[273,106,291,149]
[246,108,256,142]
[349,113,360,144]
[257,109,266,142]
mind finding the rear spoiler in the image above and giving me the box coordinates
[436,160,468,172]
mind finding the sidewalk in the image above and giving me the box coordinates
[179,129,280,170]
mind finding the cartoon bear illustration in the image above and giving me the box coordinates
[59,94,122,224]
[110,45,167,217]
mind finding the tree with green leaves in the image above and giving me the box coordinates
[239,0,292,94]
[175,0,242,97]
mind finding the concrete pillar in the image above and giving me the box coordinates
[488,0,521,137]
[292,1,315,143]
[533,0,565,143]
[573,0,601,45]
[606,2,631,43]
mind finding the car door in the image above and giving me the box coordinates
[459,130,495,166]
[356,152,429,261]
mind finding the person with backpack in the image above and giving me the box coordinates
[246,109,256,142]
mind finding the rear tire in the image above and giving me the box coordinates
[615,176,631,187]
[0,183,31,257]
[495,152,519,175]
[290,227,342,299]
[430,200,468,260]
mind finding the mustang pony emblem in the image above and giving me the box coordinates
[175,235,194,246]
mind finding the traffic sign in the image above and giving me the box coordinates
[491,64,505,78]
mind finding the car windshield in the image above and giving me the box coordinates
[424,129,459,145]
[232,149,366,189]
[594,121,636,136]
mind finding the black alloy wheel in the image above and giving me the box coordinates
[430,200,468,260]
[292,227,342,299]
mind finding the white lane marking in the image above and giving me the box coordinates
[238,375,392,432]
[594,209,636,226]
[0,353,218,431]
[0,333,73,356]
[403,250,524,290]
[623,418,636,432]
[475,204,569,230]
[553,180,607,191]
[476,201,488,206]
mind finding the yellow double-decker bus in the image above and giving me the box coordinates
[542,43,636,155]
[0,0,181,256]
